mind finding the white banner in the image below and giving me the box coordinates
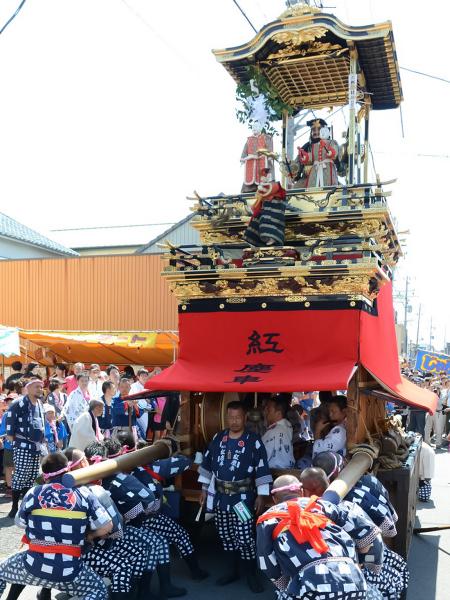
[0,327,20,357]
[348,73,357,109]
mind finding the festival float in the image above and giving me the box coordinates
[73,2,438,558]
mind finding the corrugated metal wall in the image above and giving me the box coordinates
[0,255,177,331]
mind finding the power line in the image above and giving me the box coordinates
[229,4,450,87]
[51,223,175,233]
[232,0,258,34]
[400,66,450,85]
[118,0,195,70]
[0,0,28,36]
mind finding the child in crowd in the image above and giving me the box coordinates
[43,403,68,453]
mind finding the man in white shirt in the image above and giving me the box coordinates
[62,372,90,432]
[130,369,150,395]
[425,383,448,448]
[88,364,103,400]
[261,395,295,469]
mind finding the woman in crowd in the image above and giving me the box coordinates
[98,381,115,437]
[312,395,347,457]
[46,378,67,419]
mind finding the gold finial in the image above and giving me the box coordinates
[280,2,321,19]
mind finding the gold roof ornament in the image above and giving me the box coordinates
[280,3,322,19]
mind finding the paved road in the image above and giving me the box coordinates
[0,451,449,599]
[407,448,450,600]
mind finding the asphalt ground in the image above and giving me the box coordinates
[0,450,449,599]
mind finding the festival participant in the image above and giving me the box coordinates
[45,378,67,418]
[123,365,136,380]
[111,377,139,437]
[24,363,40,379]
[130,369,150,395]
[312,452,407,600]
[106,364,121,387]
[262,394,295,469]
[312,396,347,457]
[0,395,15,492]
[256,474,372,600]
[87,364,103,401]
[0,452,111,600]
[62,372,90,432]
[43,404,68,453]
[64,447,157,600]
[98,381,115,437]
[312,452,398,536]
[52,363,67,381]
[69,399,104,451]
[5,379,46,519]
[115,431,208,581]
[418,442,435,502]
[89,439,187,598]
[299,468,384,570]
[198,400,272,592]
[65,363,85,395]
[4,361,23,390]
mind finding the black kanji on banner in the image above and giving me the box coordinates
[225,375,262,384]
[246,331,284,355]
[235,364,274,373]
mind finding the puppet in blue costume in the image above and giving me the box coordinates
[198,401,272,592]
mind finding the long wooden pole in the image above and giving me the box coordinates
[322,448,378,505]
[62,438,176,487]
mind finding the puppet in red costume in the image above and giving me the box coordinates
[297,118,339,188]
[241,122,275,193]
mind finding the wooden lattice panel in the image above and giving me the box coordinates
[265,55,350,108]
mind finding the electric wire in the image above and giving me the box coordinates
[0,0,28,36]
[400,66,450,85]
[229,2,450,88]
[232,0,257,33]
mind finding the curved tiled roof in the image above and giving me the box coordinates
[0,212,78,256]
[213,11,402,110]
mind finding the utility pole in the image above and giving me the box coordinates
[429,317,433,351]
[393,275,414,357]
[402,277,410,357]
[415,303,421,349]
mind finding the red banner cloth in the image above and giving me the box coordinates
[148,283,437,413]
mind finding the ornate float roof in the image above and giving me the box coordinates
[213,7,403,110]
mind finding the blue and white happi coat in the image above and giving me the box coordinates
[346,475,398,537]
[15,480,110,582]
[256,496,383,599]
[198,428,272,511]
[5,395,45,453]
